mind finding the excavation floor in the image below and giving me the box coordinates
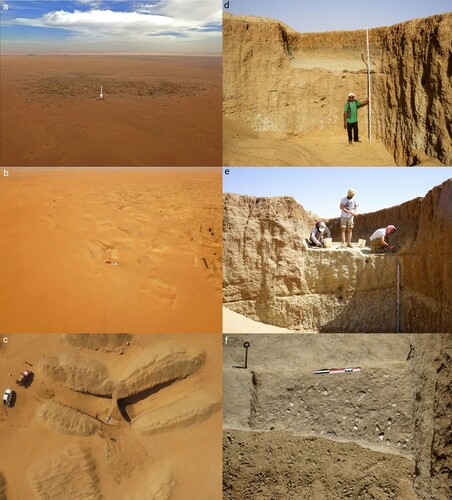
[224,118,397,166]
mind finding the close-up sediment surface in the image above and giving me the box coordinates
[223,179,452,333]
[223,334,452,499]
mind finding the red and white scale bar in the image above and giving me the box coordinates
[314,367,362,375]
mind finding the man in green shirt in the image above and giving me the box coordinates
[343,92,368,144]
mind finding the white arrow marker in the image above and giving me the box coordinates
[100,85,103,99]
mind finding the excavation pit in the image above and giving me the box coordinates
[223,179,451,333]
[223,13,451,166]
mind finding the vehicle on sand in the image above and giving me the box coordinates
[2,389,13,407]
[16,370,31,386]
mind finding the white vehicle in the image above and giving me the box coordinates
[2,389,12,407]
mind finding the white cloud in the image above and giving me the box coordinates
[11,1,221,52]
[137,0,222,24]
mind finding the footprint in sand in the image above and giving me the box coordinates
[137,255,154,268]
[87,239,119,261]
[140,277,177,305]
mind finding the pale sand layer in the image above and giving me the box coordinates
[0,168,221,333]
[224,118,398,166]
[0,333,222,500]
[223,306,295,333]
[0,55,221,166]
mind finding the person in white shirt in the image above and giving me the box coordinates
[310,221,331,247]
[339,189,358,248]
[369,225,397,253]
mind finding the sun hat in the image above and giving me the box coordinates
[348,92,355,97]
[347,189,355,197]
[318,222,326,232]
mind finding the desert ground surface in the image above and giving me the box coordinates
[223,13,451,166]
[0,55,221,167]
[223,333,451,499]
[0,168,222,333]
[0,333,221,500]
[224,118,398,167]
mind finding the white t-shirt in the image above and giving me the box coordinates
[340,196,357,218]
[370,228,386,241]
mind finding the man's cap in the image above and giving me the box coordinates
[386,225,396,234]
[348,92,355,97]
[347,189,355,196]
[319,222,326,232]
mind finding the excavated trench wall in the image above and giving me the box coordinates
[327,180,452,333]
[223,180,452,333]
[223,336,415,457]
[223,13,451,165]
[223,333,452,500]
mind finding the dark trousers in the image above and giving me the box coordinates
[347,121,359,142]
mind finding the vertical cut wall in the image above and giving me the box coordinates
[223,180,452,333]
[224,13,452,165]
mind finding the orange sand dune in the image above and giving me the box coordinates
[0,55,221,167]
[0,168,222,333]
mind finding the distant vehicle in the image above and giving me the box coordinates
[16,370,31,386]
[2,389,12,407]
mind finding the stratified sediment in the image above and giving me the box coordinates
[223,179,452,333]
[224,13,451,165]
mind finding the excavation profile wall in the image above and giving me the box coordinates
[223,179,452,333]
[223,13,452,165]
[223,333,452,500]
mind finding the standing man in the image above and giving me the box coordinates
[344,92,368,144]
[340,189,358,248]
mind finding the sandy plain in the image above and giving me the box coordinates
[0,168,221,333]
[0,333,222,500]
[0,55,221,167]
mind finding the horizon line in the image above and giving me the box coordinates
[0,51,222,56]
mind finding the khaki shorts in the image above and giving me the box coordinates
[341,216,354,229]
[371,239,385,253]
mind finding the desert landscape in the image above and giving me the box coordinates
[223,13,451,166]
[0,333,221,499]
[0,55,221,166]
[223,333,451,499]
[0,168,222,333]
[223,179,452,333]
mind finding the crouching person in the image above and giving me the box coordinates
[310,221,331,248]
[370,225,397,253]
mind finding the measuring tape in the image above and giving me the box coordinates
[314,367,361,375]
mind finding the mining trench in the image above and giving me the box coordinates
[223,13,451,166]
[117,379,176,423]
[223,180,452,333]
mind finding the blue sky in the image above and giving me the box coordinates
[223,168,452,218]
[224,0,451,32]
[0,1,221,53]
